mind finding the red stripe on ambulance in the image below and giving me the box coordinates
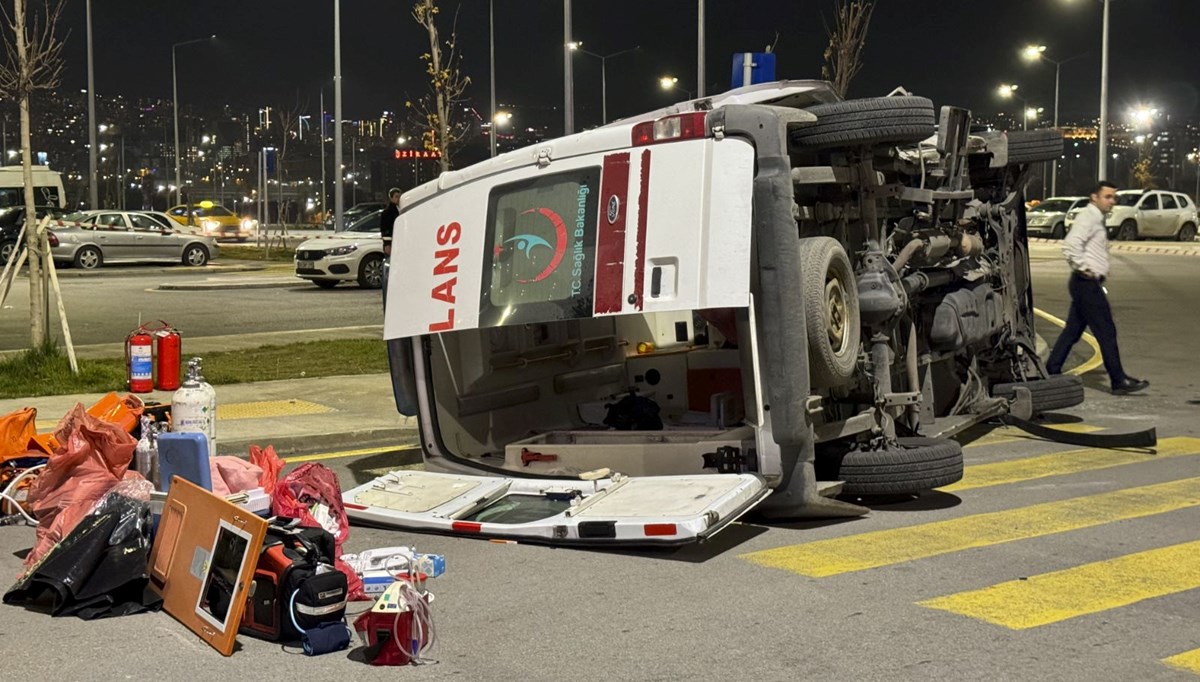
[594,152,631,314]
[632,150,651,311]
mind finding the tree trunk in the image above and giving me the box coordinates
[424,13,450,175]
[15,0,48,346]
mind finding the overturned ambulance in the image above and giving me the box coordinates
[343,80,1082,545]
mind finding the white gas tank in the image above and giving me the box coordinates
[171,357,217,458]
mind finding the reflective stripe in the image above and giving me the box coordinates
[295,599,346,617]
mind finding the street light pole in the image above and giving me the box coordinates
[574,46,638,125]
[333,0,344,231]
[319,88,327,225]
[86,0,97,209]
[490,0,497,157]
[1098,0,1111,180]
[697,0,705,98]
[172,35,213,208]
[563,0,574,135]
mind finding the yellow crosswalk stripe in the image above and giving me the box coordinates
[962,423,1101,449]
[919,539,1200,630]
[1163,648,1200,675]
[740,477,1200,578]
[943,436,1200,493]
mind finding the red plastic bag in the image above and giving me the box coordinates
[248,444,284,497]
[23,404,137,568]
[271,462,365,600]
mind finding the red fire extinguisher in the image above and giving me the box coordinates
[125,327,154,393]
[154,324,182,391]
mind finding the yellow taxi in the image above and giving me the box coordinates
[166,201,257,242]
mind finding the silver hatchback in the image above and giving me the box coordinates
[50,210,220,269]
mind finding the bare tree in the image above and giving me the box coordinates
[821,0,875,99]
[408,0,471,174]
[272,97,304,225]
[0,0,65,347]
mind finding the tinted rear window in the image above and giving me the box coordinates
[479,168,600,328]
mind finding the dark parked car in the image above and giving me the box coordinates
[0,205,67,264]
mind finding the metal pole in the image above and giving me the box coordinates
[697,0,705,98]
[1194,160,1199,205]
[1098,0,1110,181]
[600,57,607,125]
[172,45,181,206]
[333,0,345,230]
[320,89,327,226]
[1051,60,1060,196]
[86,0,97,209]
[563,0,573,135]
[489,0,497,157]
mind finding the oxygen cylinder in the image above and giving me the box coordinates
[171,357,217,458]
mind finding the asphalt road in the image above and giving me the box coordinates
[0,262,383,349]
[1,246,1199,680]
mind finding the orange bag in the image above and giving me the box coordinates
[23,403,138,568]
[249,444,285,497]
[0,408,37,463]
[25,393,143,457]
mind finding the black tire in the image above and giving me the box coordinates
[1116,219,1138,241]
[992,374,1085,413]
[313,278,339,289]
[799,237,860,385]
[1006,129,1064,165]
[182,244,209,266]
[819,437,964,496]
[357,253,385,289]
[1176,222,1196,242]
[0,239,16,265]
[73,245,103,270]
[790,96,936,149]
[1050,221,1066,240]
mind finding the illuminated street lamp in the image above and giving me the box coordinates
[570,42,640,124]
[1026,106,1045,122]
[1021,43,1082,194]
[660,76,693,99]
[1129,105,1159,128]
[493,111,513,125]
[997,83,1029,130]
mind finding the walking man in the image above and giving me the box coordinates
[1045,180,1148,395]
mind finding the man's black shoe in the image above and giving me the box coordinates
[1112,377,1149,395]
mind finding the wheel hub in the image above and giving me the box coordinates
[826,277,847,352]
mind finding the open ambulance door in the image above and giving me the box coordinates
[342,469,768,546]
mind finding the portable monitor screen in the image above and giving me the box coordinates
[195,520,252,632]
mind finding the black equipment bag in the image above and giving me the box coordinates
[240,521,348,642]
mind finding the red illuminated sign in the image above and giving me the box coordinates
[394,149,444,160]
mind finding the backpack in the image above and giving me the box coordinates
[240,521,348,642]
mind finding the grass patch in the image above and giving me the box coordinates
[218,245,296,262]
[0,339,388,399]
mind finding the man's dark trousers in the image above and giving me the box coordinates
[1046,272,1126,385]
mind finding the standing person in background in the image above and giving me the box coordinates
[380,187,401,256]
[1045,180,1149,395]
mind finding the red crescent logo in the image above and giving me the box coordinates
[517,207,568,283]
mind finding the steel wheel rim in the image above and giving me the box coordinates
[826,277,848,354]
[187,247,206,265]
[0,243,13,263]
[365,258,383,287]
[80,249,99,268]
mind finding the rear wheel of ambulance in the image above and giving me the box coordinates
[790,96,936,149]
[800,237,860,385]
[819,437,964,496]
[1006,129,1064,165]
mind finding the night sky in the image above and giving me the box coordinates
[56,0,1200,130]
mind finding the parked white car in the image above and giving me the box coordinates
[51,210,219,269]
[294,209,385,288]
[1066,189,1198,241]
[1026,196,1087,239]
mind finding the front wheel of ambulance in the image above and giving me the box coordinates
[790,96,936,149]
[800,237,860,386]
[819,437,964,496]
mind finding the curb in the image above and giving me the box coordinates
[157,278,300,291]
[1029,236,1200,257]
[49,262,269,278]
[217,426,421,459]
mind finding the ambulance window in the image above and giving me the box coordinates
[479,168,600,328]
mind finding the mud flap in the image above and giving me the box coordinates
[1000,415,1158,449]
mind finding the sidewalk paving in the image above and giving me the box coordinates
[0,372,418,458]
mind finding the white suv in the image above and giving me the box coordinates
[294,209,386,288]
[1067,189,1198,241]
